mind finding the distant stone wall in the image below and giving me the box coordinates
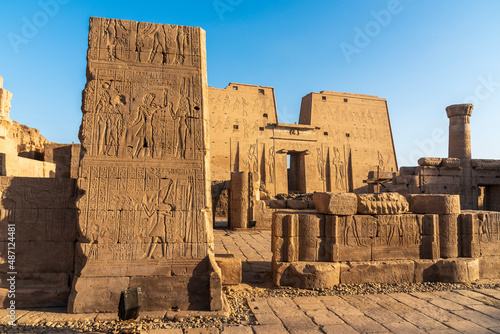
[209,87,398,197]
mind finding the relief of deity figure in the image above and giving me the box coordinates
[128,93,169,158]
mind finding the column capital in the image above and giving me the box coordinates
[446,104,473,118]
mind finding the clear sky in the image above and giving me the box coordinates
[1,0,499,167]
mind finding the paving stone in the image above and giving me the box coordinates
[424,329,460,334]
[253,312,282,326]
[389,293,463,323]
[464,303,500,319]
[221,326,253,333]
[477,289,500,300]
[450,310,500,329]
[319,296,364,317]
[383,321,426,333]
[454,290,500,307]
[252,324,288,334]
[435,291,483,306]
[401,311,449,331]
[321,323,360,334]
[445,320,494,334]
[185,328,219,334]
[293,296,327,311]
[279,310,316,331]
[305,309,344,326]
[364,294,414,313]
[340,314,388,333]
[420,296,464,311]
[267,297,299,310]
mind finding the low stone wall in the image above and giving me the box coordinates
[272,193,500,289]
[0,176,77,308]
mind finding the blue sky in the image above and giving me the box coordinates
[1,0,499,166]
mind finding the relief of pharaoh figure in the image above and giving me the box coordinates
[142,179,175,259]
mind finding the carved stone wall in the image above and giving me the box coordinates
[271,193,500,288]
[68,17,218,313]
[209,86,398,197]
[0,177,77,308]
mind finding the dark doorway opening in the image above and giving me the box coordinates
[287,152,306,193]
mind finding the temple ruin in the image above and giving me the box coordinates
[0,17,499,314]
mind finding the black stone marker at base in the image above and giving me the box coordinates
[118,287,142,321]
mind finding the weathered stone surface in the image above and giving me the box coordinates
[68,17,219,313]
[441,158,462,169]
[313,192,357,215]
[266,200,287,209]
[406,194,461,214]
[439,214,459,258]
[230,172,249,229]
[399,166,417,176]
[287,200,309,210]
[414,258,479,283]
[418,158,442,167]
[215,254,242,285]
[340,261,415,284]
[357,193,409,215]
[273,262,340,289]
[447,104,473,159]
[479,256,500,279]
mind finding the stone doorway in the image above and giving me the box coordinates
[287,152,306,194]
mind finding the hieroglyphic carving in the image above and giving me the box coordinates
[71,18,212,313]
[267,146,275,184]
[331,147,347,192]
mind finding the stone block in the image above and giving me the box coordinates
[416,166,440,176]
[131,275,210,311]
[267,200,287,209]
[438,168,463,176]
[0,286,70,308]
[298,213,325,262]
[414,258,479,283]
[287,200,309,210]
[406,194,461,214]
[479,256,500,279]
[368,171,394,179]
[0,241,74,273]
[215,254,242,285]
[340,260,415,284]
[441,158,462,169]
[357,193,409,215]
[273,262,340,289]
[439,214,459,258]
[399,167,417,176]
[272,212,299,237]
[68,276,130,313]
[313,192,357,216]
[418,158,442,167]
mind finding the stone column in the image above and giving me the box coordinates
[446,104,473,159]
